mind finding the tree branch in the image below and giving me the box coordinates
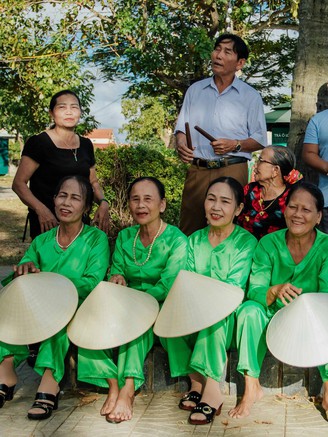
[248,5,296,34]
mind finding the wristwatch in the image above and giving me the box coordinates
[233,141,242,153]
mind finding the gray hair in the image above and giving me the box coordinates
[268,146,296,178]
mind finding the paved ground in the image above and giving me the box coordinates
[0,359,326,437]
[0,352,328,436]
[0,186,17,199]
[0,266,12,281]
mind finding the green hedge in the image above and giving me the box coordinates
[95,145,187,243]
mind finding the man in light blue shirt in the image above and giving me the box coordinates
[175,33,267,235]
[303,108,328,233]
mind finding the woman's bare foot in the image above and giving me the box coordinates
[100,378,119,416]
[322,381,328,412]
[106,378,135,423]
[189,377,223,422]
[228,375,263,419]
[28,368,59,416]
[180,372,205,410]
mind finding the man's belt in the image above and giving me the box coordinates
[192,157,248,169]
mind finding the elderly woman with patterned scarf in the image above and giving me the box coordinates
[238,146,302,239]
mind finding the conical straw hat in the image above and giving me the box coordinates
[0,272,78,345]
[67,281,159,349]
[153,270,244,338]
[266,293,328,367]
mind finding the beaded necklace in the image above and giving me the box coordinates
[133,219,163,266]
[56,224,84,250]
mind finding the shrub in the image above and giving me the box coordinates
[8,141,21,166]
[95,144,187,245]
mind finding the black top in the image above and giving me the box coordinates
[22,131,96,211]
[237,181,290,240]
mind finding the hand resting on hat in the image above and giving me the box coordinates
[13,262,40,278]
[109,274,127,286]
[267,283,302,307]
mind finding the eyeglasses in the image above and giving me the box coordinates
[258,157,275,165]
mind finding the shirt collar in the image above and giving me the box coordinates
[204,75,240,94]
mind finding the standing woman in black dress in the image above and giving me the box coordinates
[13,90,110,239]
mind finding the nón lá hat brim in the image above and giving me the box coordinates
[154,270,244,338]
[266,293,328,367]
[67,281,159,349]
[0,272,78,345]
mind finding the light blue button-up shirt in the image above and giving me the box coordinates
[175,76,267,160]
[304,109,328,206]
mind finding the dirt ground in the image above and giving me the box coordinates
[0,175,30,264]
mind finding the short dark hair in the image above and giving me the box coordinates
[55,175,94,213]
[206,176,244,206]
[127,176,166,199]
[214,33,249,60]
[286,181,324,212]
[269,146,296,178]
[49,90,81,111]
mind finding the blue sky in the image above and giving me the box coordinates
[88,74,129,143]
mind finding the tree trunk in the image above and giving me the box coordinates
[288,0,328,182]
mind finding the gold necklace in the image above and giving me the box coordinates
[259,193,279,216]
[133,219,163,266]
[56,224,84,250]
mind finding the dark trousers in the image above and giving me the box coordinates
[179,162,248,236]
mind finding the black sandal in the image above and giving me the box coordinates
[179,391,202,411]
[188,401,223,425]
[0,384,15,408]
[27,392,59,420]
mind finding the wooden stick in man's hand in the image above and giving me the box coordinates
[185,122,193,150]
[194,125,216,142]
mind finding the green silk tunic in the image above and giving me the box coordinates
[110,224,188,302]
[0,225,110,382]
[18,225,110,305]
[164,225,257,381]
[78,224,188,390]
[236,228,328,380]
[248,228,328,311]
[188,225,257,288]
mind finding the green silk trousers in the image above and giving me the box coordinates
[79,224,188,390]
[0,225,110,383]
[235,229,328,381]
[163,225,257,380]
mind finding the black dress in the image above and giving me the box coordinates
[22,131,95,238]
